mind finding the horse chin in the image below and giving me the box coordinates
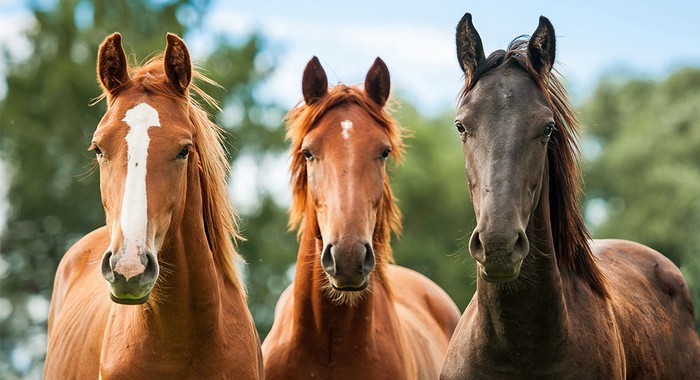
[331,280,369,292]
[322,277,371,306]
[478,264,521,283]
[110,292,151,305]
[108,281,154,305]
[105,270,157,305]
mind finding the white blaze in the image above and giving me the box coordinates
[115,102,160,279]
[340,120,353,140]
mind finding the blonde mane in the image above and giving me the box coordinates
[286,84,405,262]
[101,55,244,291]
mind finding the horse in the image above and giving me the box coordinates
[441,13,700,379]
[44,33,262,379]
[262,57,461,379]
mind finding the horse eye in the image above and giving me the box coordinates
[455,121,466,134]
[543,123,555,137]
[90,144,103,158]
[381,148,392,160]
[302,149,314,161]
[176,146,190,159]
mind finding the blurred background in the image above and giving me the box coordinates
[1,0,699,378]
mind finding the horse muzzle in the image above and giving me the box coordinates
[101,249,158,304]
[321,242,375,291]
[470,228,529,283]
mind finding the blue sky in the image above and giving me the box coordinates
[1,1,699,114]
[188,1,700,114]
[0,0,699,214]
[0,2,697,372]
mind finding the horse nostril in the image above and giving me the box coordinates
[362,243,375,276]
[469,230,485,263]
[514,230,529,255]
[100,251,115,282]
[141,252,159,284]
[321,244,336,276]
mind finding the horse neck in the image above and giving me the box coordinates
[475,158,570,355]
[292,212,397,351]
[108,157,243,354]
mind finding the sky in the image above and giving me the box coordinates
[1,0,700,215]
[0,2,698,373]
[2,1,699,112]
[187,0,700,114]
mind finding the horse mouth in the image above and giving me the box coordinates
[331,281,369,292]
[110,292,150,305]
[478,265,520,283]
[106,271,155,305]
[481,273,519,283]
[324,277,371,306]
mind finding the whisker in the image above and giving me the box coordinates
[76,159,99,182]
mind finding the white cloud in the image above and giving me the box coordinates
[0,9,34,99]
[0,9,34,62]
[200,8,461,114]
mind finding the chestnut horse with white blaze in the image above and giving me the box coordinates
[262,57,461,379]
[45,33,262,378]
[441,13,700,379]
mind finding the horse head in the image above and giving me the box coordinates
[93,33,197,304]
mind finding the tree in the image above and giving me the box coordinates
[391,102,476,308]
[580,67,700,330]
[0,3,476,377]
[0,0,278,377]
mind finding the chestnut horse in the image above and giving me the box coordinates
[45,33,262,378]
[441,14,700,379]
[262,57,461,379]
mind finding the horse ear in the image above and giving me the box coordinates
[302,56,328,105]
[528,16,556,74]
[364,57,390,107]
[164,33,192,94]
[97,33,130,95]
[456,13,485,77]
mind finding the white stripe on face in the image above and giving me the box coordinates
[114,102,160,279]
[341,120,353,140]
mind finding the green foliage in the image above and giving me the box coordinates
[238,197,297,335]
[198,33,295,340]
[580,68,700,330]
[0,2,479,375]
[3,1,698,378]
[0,0,280,376]
[391,102,476,309]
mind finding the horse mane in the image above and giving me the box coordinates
[461,38,609,298]
[99,55,245,292]
[285,84,405,263]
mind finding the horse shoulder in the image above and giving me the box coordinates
[592,239,695,318]
[45,226,112,379]
[388,264,461,377]
[388,264,461,336]
[262,284,297,375]
[591,238,700,377]
[49,226,110,323]
[441,295,479,380]
[215,281,264,379]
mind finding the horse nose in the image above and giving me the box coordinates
[101,250,158,283]
[321,244,336,276]
[469,228,528,280]
[100,250,158,304]
[139,252,158,284]
[362,243,375,277]
[101,251,115,282]
[469,228,528,262]
[321,242,374,289]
